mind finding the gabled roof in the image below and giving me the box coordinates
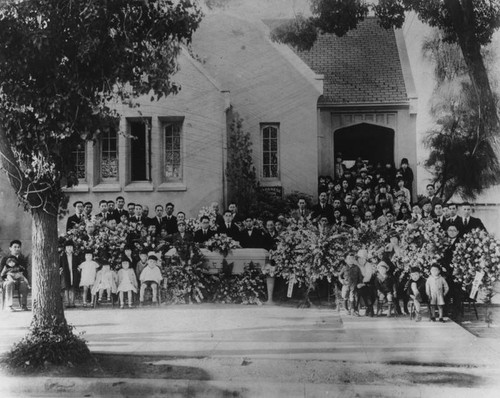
[264,17,409,105]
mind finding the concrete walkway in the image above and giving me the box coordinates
[1,304,499,366]
[1,304,500,397]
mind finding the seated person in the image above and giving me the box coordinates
[193,216,215,246]
[374,261,396,317]
[406,267,427,322]
[135,250,149,282]
[1,256,30,311]
[139,254,162,304]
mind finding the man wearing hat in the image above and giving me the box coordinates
[138,254,162,305]
[1,255,30,311]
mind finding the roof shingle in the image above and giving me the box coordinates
[264,17,408,105]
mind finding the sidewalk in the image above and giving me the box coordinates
[1,304,500,397]
[2,305,499,366]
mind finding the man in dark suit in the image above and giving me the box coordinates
[310,192,334,223]
[228,203,244,224]
[148,205,164,234]
[238,217,266,249]
[59,241,80,308]
[441,224,462,317]
[83,201,93,220]
[211,202,225,231]
[290,198,311,222]
[460,202,486,236]
[263,219,279,251]
[217,210,240,239]
[194,216,215,246]
[113,196,128,222]
[95,199,114,222]
[0,240,30,311]
[443,203,463,232]
[419,183,443,208]
[130,204,148,224]
[66,200,86,231]
[433,203,448,230]
[162,202,178,235]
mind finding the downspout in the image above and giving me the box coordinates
[222,90,231,210]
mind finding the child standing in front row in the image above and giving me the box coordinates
[117,258,138,308]
[78,250,99,306]
[426,264,449,322]
[406,267,427,322]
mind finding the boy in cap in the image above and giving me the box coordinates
[139,254,162,305]
[374,261,397,317]
[406,267,427,322]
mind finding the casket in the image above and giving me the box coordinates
[200,248,269,274]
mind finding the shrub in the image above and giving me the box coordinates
[5,319,91,369]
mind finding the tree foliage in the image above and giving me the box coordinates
[0,0,202,366]
[226,113,258,216]
[423,34,500,200]
[0,0,203,214]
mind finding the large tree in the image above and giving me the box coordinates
[271,0,500,195]
[0,0,202,366]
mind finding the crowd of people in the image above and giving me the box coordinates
[0,155,488,316]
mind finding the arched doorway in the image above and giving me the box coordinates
[334,123,394,165]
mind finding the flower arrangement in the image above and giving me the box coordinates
[450,228,500,302]
[205,233,241,257]
[211,261,266,305]
[163,245,212,304]
[391,219,447,276]
[270,221,353,305]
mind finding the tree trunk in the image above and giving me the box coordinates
[31,208,67,329]
[444,0,500,136]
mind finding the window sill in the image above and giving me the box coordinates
[124,182,154,192]
[62,184,90,193]
[92,183,121,193]
[157,182,187,192]
[259,180,282,187]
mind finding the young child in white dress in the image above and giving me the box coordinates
[117,257,138,308]
[78,250,99,306]
[139,254,163,305]
[92,261,117,302]
[425,264,449,322]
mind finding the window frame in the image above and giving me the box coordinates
[161,117,184,183]
[70,140,87,183]
[98,128,119,183]
[260,123,280,181]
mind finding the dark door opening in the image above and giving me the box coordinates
[334,123,394,166]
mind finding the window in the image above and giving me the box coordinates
[129,120,151,181]
[261,124,279,179]
[163,121,182,181]
[71,141,86,181]
[100,129,118,181]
